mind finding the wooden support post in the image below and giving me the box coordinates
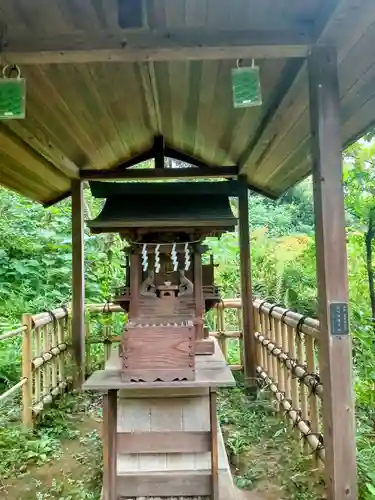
[22,314,33,429]
[194,250,205,340]
[308,45,357,500]
[238,186,257,385]
[103,389,118,500]
[209,389,219,500]
[154,135,165,169]
[71,180,85,387]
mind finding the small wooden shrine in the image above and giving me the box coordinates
[84,181,237,499]
[88,181,236,383]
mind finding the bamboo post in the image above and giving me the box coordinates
[260,310,270,376]
[238,307,244,369]
[22,314,33,429]
[57,318,65,385]
[254,304,263,368]
[51,323,58,394]
[306,336,320,433]
[297,332,309,451]
[287,325,299,418]
[270,317,277,382]
[34,326,41,405]
[295,329,306,449]
[219,307,227,361]
[275,318,285,394]
[43,325,51,398]
[104,326,112,362]
[283,323,292,403]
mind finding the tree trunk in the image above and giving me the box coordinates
[365,215,375,324]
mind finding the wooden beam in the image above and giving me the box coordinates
[154,135,165,169]
[103,390,117,500]
[114,148,154,170]
[81,166,238,180]
[238,185,257,385]
[307,45,357,500]
[2,28,313,65]
[89,180,242,198]
[165,145,219,170]
[71,180,85,387]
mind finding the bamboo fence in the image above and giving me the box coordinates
[1,296,324,459]
[0,307,72,428]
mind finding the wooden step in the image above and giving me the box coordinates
[117,471,211,497]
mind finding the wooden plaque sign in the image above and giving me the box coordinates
[330,302,349,336]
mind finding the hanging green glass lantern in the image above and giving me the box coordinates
[0,65,26,119]
[232,60,262,108]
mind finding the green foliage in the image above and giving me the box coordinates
[0,187,123,326]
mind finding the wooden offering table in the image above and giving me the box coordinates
[84,340,236,500]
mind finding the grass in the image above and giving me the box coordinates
[218,373,325,500]
[0,391,103,499]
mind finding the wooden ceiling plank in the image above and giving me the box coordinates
[0,127,70,191]
[43,190,72,207]
[0,169,45,201]
[2,27,314,65]
[138,62,160,135]
[0,152,60,199]
[75,64,127,162]
[268,157,311,196]
[93,62,153,159]
[254,109,310,184]
[44,64,115,167]
[239,68,308,171]
[245,1,375,187]
[80,166,238,180]
[24,65,104,168]
[245,0,375,194]
[4,121,79,179]
[342,91,375,148]
[263,135,311,187]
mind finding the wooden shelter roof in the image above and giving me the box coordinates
[87,193,236,232]
[0,0,374,204]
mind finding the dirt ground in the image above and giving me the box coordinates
[0,417,101,500]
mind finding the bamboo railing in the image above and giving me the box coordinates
[216,298,324,463]
[0,307,72,428]
[1,296,323,455]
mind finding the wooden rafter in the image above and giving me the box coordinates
[2,27,314,65]
[114,148,155,170]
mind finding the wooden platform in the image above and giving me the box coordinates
[86,340,235,391]
[85,341,237,499]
